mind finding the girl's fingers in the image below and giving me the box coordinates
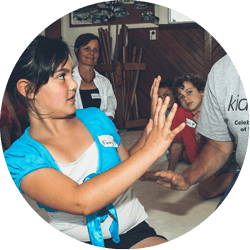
[165,103,178,124]
[150,77,159,98]
[169,122,186,140]
[160,103,180,137]
[149,81,155,98]
[153,98,162,126]
[158,96,170,128]
[152,76,161,98]
[150,77,161,119]
[157,75,161,83]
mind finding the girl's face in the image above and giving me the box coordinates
[32,57,78,118]
[78,39,99,66]
[177,81,204,114]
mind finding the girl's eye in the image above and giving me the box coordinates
[178,95,184,100]
[163,94,169,98]
[58,73,65,80]
[94,48,99,52]
[187,90,192,95]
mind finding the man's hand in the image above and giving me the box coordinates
[140,170,191,191]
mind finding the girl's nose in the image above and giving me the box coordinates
[69,77,78,91]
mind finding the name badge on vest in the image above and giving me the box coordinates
[186,118,196,128]
[98,135,118,148]
[91,93,101,99]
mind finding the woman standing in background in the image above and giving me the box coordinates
[73,33,117,120]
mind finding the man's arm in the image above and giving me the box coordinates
[182,139,234,185]
[140,138,234,190]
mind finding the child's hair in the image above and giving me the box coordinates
[173,73,205,105]
[6,35,70,112]
[74,33,102,63]
[159,79,174,90]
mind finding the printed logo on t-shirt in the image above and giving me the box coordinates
[98,135,118,148]
[228,94,249,133]
[91,93,101,99]
[186,118,196,128]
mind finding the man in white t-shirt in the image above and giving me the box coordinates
[140,54,249,206]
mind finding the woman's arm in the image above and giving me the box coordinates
[140,138,233,190]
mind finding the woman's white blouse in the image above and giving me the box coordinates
[73,66,117,118]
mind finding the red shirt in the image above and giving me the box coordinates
[171,107,203,163]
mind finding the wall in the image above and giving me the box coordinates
[60,4,168,66]
[48,4,212,128]
[128,24,226,119]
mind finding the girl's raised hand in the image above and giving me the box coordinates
[144,95,185,159]
[150,76,161,120]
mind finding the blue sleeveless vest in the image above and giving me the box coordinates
[5,108,122,247]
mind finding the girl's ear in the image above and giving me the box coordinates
[16,79,33,98]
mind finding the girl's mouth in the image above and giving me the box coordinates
[68,95,75,102]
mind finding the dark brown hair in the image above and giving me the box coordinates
[7,35,70,113]
[173,73,205,105]
[74,33,102,63]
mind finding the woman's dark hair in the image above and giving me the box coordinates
[173,73,205,105]
[74,33,102,63]
[6,35,70,111]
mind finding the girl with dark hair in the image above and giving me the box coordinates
[4,36,185,248]
[73,33,117,120]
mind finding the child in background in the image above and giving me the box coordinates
[169,73,239,199]
[157,80,175,118]
[153,79,176,159]
[168,74,205,172]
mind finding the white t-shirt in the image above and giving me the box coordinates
[48,142,148,242]
[197,55,249,167]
